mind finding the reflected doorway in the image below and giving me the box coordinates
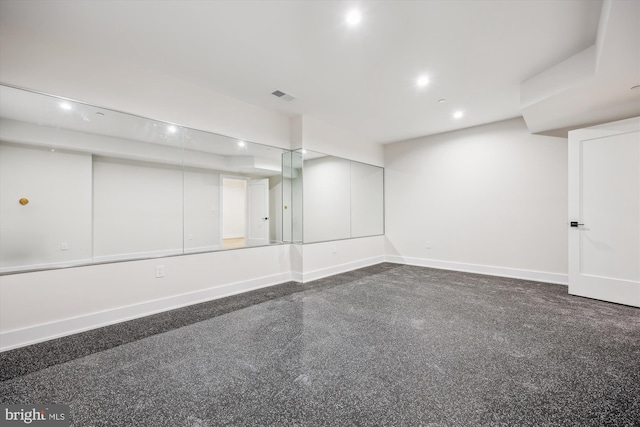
[221,178,247,249]
[221,177,270,249]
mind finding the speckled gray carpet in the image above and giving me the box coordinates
[1,263,639,426]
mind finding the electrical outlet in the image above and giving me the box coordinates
[155,265,165,278]
[425,241,431,249]
[331,245,337,253]
[60,242,68,251]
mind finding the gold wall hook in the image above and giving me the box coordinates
[19,198,29,206]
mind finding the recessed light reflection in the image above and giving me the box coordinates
[167,125,177,134]
[59,102,72,111]
[238,141,246,148]
[453,111,464,119]
[416,76,430,88]
[346,9,361,26]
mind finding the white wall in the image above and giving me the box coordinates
[0,143,92,271]
[302,236,386,282]
[299,116,384,167]
[0,245,292,350]
[385,117,568,283]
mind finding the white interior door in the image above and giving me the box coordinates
[246,178,270,246]
[568,117,640,307]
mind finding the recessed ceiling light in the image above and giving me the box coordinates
[632,84,640,90]
[59,102,72,111]
[301,149,307,154]
[346,9,361,26]
[416,76,430,88]
[453,111,464,119]
[438,99,447,103]
[167,125,177,134]
[238,141,246,148]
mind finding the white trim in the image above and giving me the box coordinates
[0,258,93,274]
[92,249,182,263]
[385,255,568,285]
[302,255,385,283]
[183,245,221,254]
[291,271,304,282]
[0,271,293,352]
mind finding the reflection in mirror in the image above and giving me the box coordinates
[350,161,384,238]
[291,151,303,243]
[0,85,290,273]
[182,127,284,253]
[304,153,352,242]
[281,152,292,242]
[298,149,384,243]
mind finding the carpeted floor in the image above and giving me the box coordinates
[1,263,638,426]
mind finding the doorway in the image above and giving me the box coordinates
[222,178,247,249]
[221,177,270,249]
[568,117,640,307]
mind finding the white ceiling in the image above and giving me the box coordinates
[0,0,637,144]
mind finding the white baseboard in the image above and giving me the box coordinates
[385,255,568,285]
[302,255,386,283]
[0,271,293,352]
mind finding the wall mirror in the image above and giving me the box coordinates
[296,149,384,243]
[0,85,290,273]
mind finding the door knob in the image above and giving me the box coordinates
[569,221,585,227]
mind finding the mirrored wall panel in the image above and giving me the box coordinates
[0,85,290,273]
[298,150,384,243]
[291,150,304,243]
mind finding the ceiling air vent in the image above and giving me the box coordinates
[271,90,296,101]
